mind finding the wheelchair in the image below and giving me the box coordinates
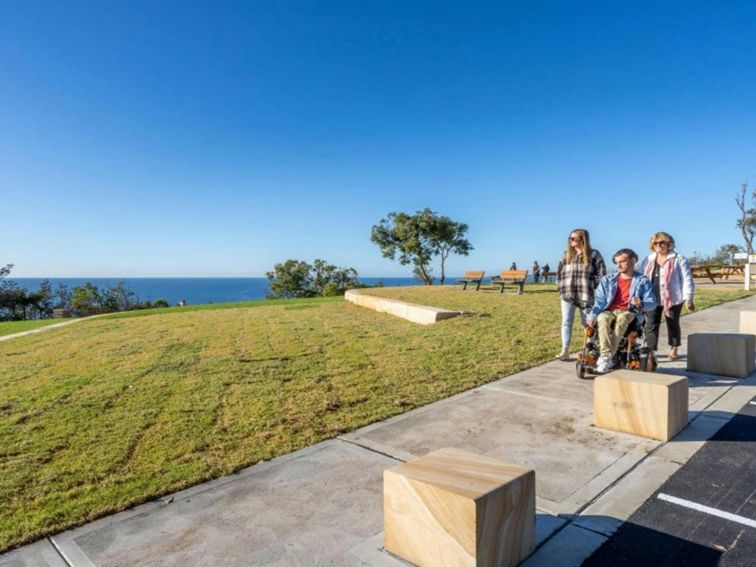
[576,304,657,379]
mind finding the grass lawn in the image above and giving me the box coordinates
[0,319,70,338]
[0,284,753,551]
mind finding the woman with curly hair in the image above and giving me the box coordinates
[639,231,695,360]
[555,228,606,360]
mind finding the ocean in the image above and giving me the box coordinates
[9,277,449,306]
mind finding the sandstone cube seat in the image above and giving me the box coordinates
[384,447,535,567]
[739,310,756,336]
[594,370,689,442]
[686,333,756,378]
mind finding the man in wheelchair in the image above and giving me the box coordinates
[587,248,657,373]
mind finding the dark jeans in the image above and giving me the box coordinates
[645,302,684,350]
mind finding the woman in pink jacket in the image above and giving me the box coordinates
[638,232,695,360]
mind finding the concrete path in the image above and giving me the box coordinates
[0,314,108,343]
[3,296,755,566]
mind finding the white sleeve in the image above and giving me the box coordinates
[678,256,694,300]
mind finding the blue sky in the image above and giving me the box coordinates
[2,1,755,277]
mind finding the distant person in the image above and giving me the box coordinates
[541,263,551,282]
[588,248,656,372]
[555,229,606,361]
[638,232,695,361]
[510,262,517,271]
[532,261,541,283]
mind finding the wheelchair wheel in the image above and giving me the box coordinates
[639,354,654,372]
[576,361,592,380]
[639,349,655,372]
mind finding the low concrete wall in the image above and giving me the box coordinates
[345,290,460,325]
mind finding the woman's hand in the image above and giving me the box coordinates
[686,300,695,312]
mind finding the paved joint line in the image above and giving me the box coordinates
[336,437,407,463]
[657,493,756,529]
[47,537,74,567]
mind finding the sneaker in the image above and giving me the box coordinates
[596,355,613,373]
[556,350,570,361]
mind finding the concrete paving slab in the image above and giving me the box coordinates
[50,441,398,567]
[703,372,756,414]
[348,512,568,566]
[574,456,682,537]
[483,360,594,404]
[521,524,607,567]
[653,414,730,464]
[341,384,658,515]
[0,541,67,567]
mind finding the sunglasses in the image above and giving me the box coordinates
[569,236,583,242]
[653,241,669,246]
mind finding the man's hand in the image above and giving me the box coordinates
[630,296,641,306]
[686,300,695,312]
[587,319,596,329]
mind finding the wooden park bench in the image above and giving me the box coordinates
[457,271,486,291]
[541,271,557,283]
[491,269,529,294]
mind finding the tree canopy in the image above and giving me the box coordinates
[370,209,472,285]
[266,259,361,299]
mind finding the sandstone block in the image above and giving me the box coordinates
[739,311,756,336]
[345,290,459,325]
[594,370,688,441]
[384,447,535,567]
[687,333,755,378]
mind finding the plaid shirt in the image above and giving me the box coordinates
[556,249,606,308]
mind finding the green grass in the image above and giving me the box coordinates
[0,285,752,551]
[0,319,70,337]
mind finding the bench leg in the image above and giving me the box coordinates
[462,281,468,291]
[475,280,481,291]
[518,282,524,295]
[499,283,505,294]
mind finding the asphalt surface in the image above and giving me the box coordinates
[584,396,756,566]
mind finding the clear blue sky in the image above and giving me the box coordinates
[2,1,755,277]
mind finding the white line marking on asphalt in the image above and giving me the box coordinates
[657,494,756,528]
[749,401,756,406]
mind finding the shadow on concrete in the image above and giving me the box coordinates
[672,411,756,442]
[581,517,723,566]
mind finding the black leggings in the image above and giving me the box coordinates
[645,303,684,350]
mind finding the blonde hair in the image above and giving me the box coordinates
[566,228,592,267]
[649,231,676,252]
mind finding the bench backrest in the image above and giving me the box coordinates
[463,271,485,279]
[498,270,528,280]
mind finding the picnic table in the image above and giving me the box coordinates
[690,264,744,284]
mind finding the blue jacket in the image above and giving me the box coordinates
[587,270,657,322]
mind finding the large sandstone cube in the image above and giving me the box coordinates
[594,370,688,441]
[687,333,755,378]
[384,447,535,567]
[739,311,756,336]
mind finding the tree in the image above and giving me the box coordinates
[735,183,756,254]
[266,259,361,298]
[267,260,316,299]
[311,259,360,296]
[371,209,472,285]
[0,264,12,280]
[713,243,741,265]
[71,283,104,316]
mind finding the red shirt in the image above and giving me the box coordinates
[608,276,632,311]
